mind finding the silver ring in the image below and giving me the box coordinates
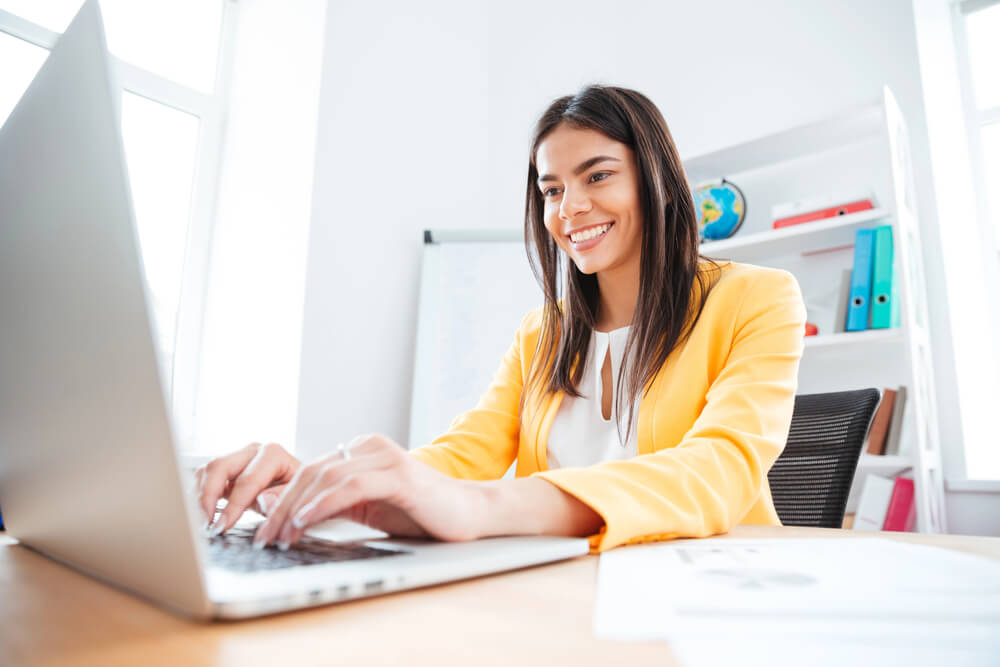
[337,442,352,461]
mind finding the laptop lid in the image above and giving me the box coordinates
[0,0,212,618]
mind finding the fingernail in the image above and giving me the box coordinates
[277,540,290,551]
[257,494,270,515]
[208,515,225,537]
[252,537,266,551]
[292,510,308,529]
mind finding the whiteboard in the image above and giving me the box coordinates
[407,229,546,453]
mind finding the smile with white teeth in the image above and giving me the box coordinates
[569,223,613,243]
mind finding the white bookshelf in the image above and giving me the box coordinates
[683,86,947,533]
[857,454,915,474]
[701,207,892,262]
[802,329,905,350]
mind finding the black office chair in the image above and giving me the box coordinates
[767,388,881,528]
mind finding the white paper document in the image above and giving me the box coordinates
[594,538,1000,666]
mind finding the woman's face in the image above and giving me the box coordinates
[535,124,643,276]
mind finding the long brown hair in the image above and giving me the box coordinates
[522,84,725,446]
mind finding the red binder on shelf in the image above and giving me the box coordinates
[773,199,875,229]
[883,477,916,532]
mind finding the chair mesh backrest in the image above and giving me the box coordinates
[767,388,881,528]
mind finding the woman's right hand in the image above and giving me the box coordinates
[194,442,302,535]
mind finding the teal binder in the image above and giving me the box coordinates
[871,225,895,329]
[846,228,874,331]
[890,252,901,328]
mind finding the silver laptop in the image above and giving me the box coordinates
[0,0,588,620]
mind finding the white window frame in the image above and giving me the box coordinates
[946,0,1000,488]
[0,1,240,448]
[952,0,1000,252]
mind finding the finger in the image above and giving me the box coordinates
[212,444,296,535]
[252,460,329,547]
[296,472,401,542]
[262,449,392,549]
[254,449,357,548]
[197,443,261,524]
[252,435,380,547]
[281,471,399,546]
[276,449,401,548]
[254,486,285,515]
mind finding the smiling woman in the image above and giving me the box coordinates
[198,84,808,554]
[526,96,716,451]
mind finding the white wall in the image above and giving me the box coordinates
[296,0,991,530]
[296,0,489,458]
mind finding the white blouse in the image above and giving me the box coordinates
[546,325,640,469]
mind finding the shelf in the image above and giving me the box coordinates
[682,101,883,182]
[858,454,914,472]
[700,207,890,262]
[803,329,904,350]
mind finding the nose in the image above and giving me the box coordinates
[558,185,591,221]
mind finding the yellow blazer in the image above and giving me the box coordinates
[410,260,807,551]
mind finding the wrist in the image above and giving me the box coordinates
[474,477,603,539]
[473,478,542,539]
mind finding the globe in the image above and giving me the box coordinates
[692,179,746,242]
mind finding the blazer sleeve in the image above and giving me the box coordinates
[407,311,533,480]
[532,270,807,552]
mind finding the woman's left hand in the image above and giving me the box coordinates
[251,434,487,550]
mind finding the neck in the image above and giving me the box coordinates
[594,254,641,332]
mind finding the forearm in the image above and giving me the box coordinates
[474,477,605,539]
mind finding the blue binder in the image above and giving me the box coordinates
[871,225,894,329]
[846,228,875,331]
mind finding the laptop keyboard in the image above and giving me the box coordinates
[208,526,410,573]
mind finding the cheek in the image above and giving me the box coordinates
[604,184,641,217]
[543,211,563,244]
[607,189,642,240]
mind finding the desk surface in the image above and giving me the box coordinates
[3,525,999,667]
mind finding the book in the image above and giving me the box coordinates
[871,225,895,329]
[846,228,875,331]
[883,476,917,531]
[853,474,894,531]
[884,385,907,456]
[889,242,901,328]
[771,191,875,220]
[833,268,852,333]
[772,199,875,229]
[866,388,897,455]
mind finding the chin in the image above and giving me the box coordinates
[569,256,606,275]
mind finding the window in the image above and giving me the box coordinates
[956,0,1000,248]
[0,1,237,447]
[949,0,1000,483]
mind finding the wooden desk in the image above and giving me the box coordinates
[3,525,999,667]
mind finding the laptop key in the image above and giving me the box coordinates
[208,526,410,573]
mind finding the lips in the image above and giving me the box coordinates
[567,221,614,243]
[568,221,614,251]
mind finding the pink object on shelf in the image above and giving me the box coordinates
[882,477,916,532]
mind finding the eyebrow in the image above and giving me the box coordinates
[537,155,622,184]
